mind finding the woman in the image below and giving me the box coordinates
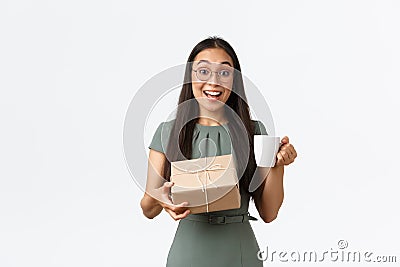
[140,36,297,266]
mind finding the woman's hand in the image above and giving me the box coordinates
[275,136,297,166]
[149,181,191,221]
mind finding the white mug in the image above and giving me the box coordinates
[254,135,281,167]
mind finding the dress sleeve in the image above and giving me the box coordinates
[253,120,268,135]
[148,122,166,153]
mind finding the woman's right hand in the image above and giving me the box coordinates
[150,181,191,221]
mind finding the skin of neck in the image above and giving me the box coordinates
[197,106,228,126]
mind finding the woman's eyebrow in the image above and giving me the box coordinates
[197,59,232,67]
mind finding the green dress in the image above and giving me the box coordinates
[149,119,268,267]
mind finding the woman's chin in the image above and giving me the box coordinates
[196,97,226,112]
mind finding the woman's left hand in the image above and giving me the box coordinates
[275,136,297,166]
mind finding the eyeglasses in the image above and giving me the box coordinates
[192,66,233,83]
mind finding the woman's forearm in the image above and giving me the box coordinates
[259,165,285,223]
[140,193,163,219]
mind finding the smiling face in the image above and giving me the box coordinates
[191,48,234,115]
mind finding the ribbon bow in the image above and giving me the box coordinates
[174,163,226,213]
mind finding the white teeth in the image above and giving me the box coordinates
[204,91,222,96]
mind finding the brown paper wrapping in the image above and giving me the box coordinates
[170,154,240,214]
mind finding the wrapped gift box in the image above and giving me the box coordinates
[170,154,240,214]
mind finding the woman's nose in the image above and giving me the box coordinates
[207,72,219,85]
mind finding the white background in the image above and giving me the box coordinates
[1,1,399,266]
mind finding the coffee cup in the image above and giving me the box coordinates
[254,135,281,167]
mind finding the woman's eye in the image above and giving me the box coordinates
[199,69,209,75]
[219,70,231,77]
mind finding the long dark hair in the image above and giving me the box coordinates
[162,36,261,201]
